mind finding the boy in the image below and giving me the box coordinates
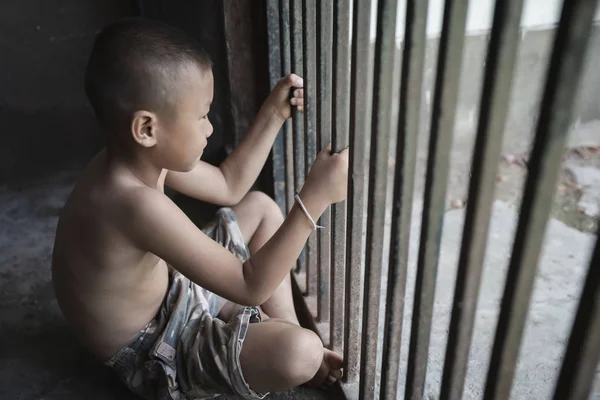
[51,17,349,400]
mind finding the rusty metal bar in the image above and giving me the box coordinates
[279,0,294,214]
[358,0,398,398]
[302,0,318,300]
[483,0,598,398]
[290,0,307,279]
[405,0,469,398]
[439,1,525,399]
[343,0,374,392]
[266,0,286,214]
[330,0,351,355]
[552,230,600,400]
[380,0,428,398]
[317,0,333,323]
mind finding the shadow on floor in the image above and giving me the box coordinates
[0,173,331,400]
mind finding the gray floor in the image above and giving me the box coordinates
[0,117,598,400]
[0,173,330,400]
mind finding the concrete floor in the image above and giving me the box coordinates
[0,173,330,400]
[386,118,600,399]
[0,116,598,400]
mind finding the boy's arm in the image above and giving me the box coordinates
[125,145,347,306]
[165,74,304,206]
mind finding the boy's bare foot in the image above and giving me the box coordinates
[306,348,343,390]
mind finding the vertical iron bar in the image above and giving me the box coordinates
[552,230,600,400]
[439,0,525,399]
[483,0,597,398]
[344,0,374,391]
[330,0,352,355]
[303,0,318,300]
[405,0,470,398]
[317,0,333,323]
[290,0,307,280]
[359,0,398,398]
[380,0,428,398]
[279,0,294,213]
[266,0,286,214]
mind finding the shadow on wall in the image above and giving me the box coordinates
[0,0,232,185]
[0,0,136,185]
[0,107,104,185]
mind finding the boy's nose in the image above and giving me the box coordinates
[206,121,213,138]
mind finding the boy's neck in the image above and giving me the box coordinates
[105,145,163,189]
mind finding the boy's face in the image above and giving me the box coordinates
[157,64,214,172]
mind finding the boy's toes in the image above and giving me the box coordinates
[331,368,343,380]
[324,348,343,369]
[319,375,336,390]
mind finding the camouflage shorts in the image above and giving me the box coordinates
[104,208,268,400]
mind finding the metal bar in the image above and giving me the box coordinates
[222,1,261,147]
[317,0,333,323]
[483,1,598,398]
[266,0,286,214]
[358,0,398,397]
[405,0,470,398]
[290,0,307,279]
[552,230,600,400]
[303,0,318,299]
[439,1,525,399]
[330,0,352,355]
[380,0,428,398]
[279,0,295,214]
[344,0,374,389]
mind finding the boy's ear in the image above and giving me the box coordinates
[131,110,158,148]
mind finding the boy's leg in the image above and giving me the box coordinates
[239,319,343,393]
[231,191,299,325]
[231,192,343,390]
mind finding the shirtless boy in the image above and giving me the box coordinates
[51,18,348,400]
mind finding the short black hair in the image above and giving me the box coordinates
[84,17,212,130]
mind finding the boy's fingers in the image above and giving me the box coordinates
[284,73,303,88]
[294,88,304,98]
[320,143,332,157]
[334,147,350,161]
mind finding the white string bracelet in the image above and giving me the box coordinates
[295,194,324,230]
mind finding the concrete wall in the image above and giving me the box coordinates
[415,25,600,156]
[394,0,600,39]
[0,0,135,184]
[408,2,600,156]
[0,0,235,185]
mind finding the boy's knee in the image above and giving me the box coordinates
[243,191,283,222]
[278,328,323,384]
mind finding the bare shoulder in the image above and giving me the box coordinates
[54,155,168,257]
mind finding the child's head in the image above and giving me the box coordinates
[85,18,214,171]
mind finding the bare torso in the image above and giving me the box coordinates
[52,151,170,361]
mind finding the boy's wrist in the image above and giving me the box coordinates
[297,186,329,219]
[259,101,287,125]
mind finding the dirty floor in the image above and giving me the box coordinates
[0,117,598,399]
[0,173,331,400]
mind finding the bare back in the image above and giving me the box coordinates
[52,151,170,361]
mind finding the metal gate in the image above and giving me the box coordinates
[265,0,600,398]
